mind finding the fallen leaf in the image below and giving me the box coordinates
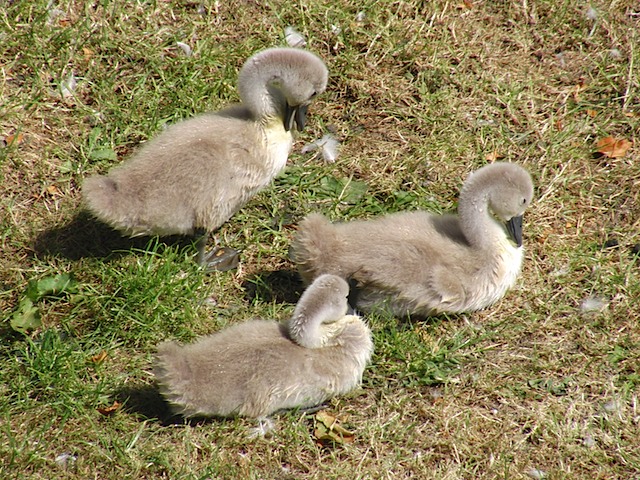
[97,400,121,416]
[4,133,24,146]
[82,47,94,61]
[318,176,367,204]
[484,150,503,162]
[90,351,108,364]
[596,136,632,158]
[314,411,355,446]
[46,185,62,196]
[26,273,78,301]
[10,297,42,334]
[572,79,588,100]
[586,109,597,118]
[89,147,117,161]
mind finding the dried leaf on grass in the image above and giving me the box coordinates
[595,136,632,158]
[97,400,121,416]
[46,185,63,196]
[82,47,94,61]
[484,150,503,162]
[3,133,24,147]
[90,351,109,364]
[313,411,355,446]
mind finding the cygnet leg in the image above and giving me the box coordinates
[194,229,240,272]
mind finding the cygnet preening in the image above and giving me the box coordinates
[291,162,534,318]
[83,47,328,269]
[153,274,373,420]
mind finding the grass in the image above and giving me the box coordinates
[1,0,639,478]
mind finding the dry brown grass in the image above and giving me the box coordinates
[1,0,639,479]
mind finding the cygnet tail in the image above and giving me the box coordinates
[154,341,193,414]
[82,175,123,225]
[291,214,343,284]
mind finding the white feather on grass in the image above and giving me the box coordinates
[60,72,77,99]
[526,468,547,480]
[176,41,192,56]
[285,27,306,48]
[579,295,609,313]
[301,133,340,163]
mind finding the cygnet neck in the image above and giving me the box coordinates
[457,171,505,251]
[238,61,287,125]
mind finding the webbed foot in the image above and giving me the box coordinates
[198,246,240,272]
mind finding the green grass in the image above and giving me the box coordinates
[2,0,639,478]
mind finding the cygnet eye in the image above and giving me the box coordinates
[521,198,527,205]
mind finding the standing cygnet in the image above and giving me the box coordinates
[154,274,373,421]
[83,47,328,269]
[291,162,534,318]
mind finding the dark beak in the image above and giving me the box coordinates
[505,215,523,247]
[283,104,308,132]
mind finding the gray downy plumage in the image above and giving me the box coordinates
[82,47,328,266]
[291,162,534,318]
[153,274,373,419]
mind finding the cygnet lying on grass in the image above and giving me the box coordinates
[83,47,328,269]
[291,162,534,318]
[154,274,373,424]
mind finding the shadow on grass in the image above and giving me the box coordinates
[242,268,304,305]
[31,211,196,261]
[115,384,226,427]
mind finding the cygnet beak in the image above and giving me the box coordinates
[505,215,523,247]
[284,104,308,131]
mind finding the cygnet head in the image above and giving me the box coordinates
[287,274,351,349]
[460,163,534,248]
[486,165,534,222]
[238,48,329,131]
